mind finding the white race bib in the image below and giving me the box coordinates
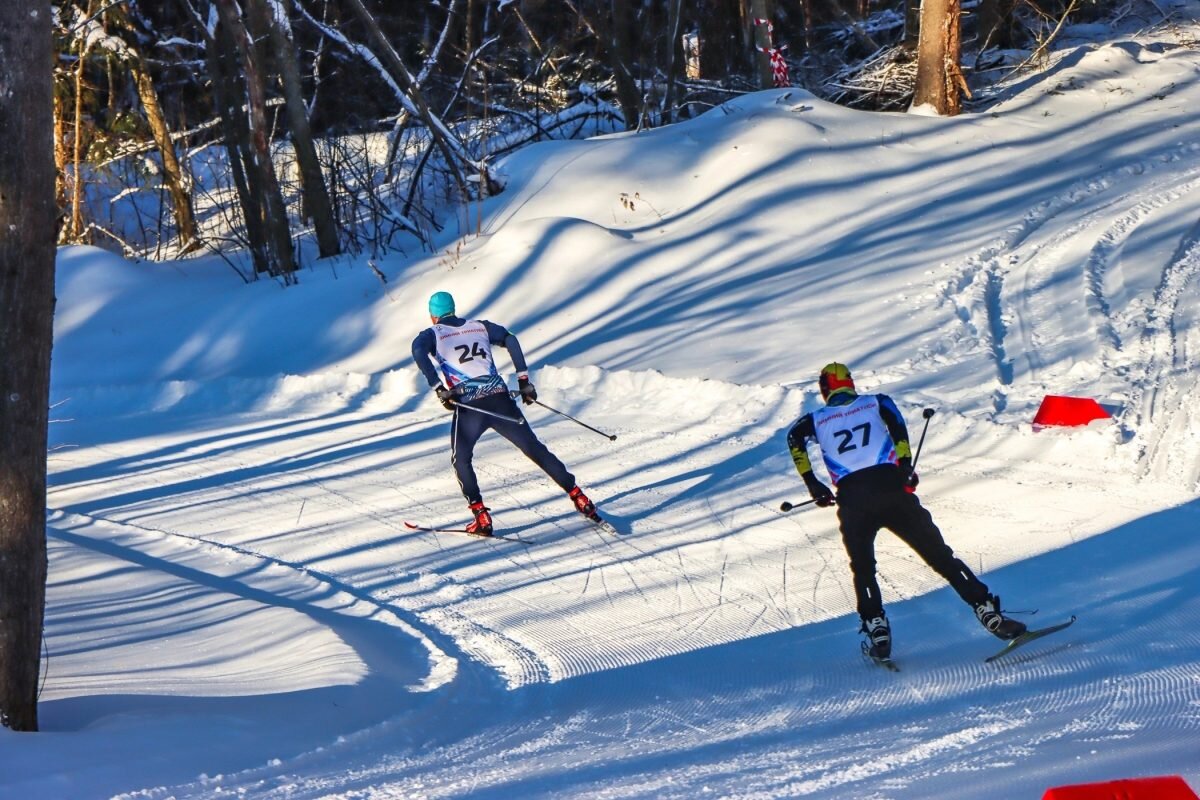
[431,321,499,387]
[811,395,898,483]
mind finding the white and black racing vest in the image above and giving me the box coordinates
[811,394,899,484]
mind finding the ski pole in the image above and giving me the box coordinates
[910,407,935,470]
[511,393,617,441]
[779,499,817,513]
[453,400,525,425]
[535,400,617,441]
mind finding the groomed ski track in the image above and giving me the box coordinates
[30,366,1200,798]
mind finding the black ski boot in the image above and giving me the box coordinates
[974,595,1027,640]
[861,614,892,660]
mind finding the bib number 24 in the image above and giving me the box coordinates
[454,342,490,363]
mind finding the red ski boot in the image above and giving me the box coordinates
[568,486,598,520]
[466,501,493,536]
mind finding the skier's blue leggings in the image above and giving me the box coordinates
[450,392,575,505]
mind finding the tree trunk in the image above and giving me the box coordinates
[912,0,967,116]
[215,0,297,277]
[254,0,340,259]
[661,0,684,122]
[52,84,69,223]
[339,0,476,197]
[0,0,54,734]
[748,0,774,89]
[607,0,642,129]
[68,22,93,242]
[71,5,199,253]
[207,18,271,274]
[800,0,814,49]
[127,53,200,252]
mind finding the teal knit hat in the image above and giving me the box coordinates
[428,291,455,319]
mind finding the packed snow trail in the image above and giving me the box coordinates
[27,372,1200,797]
[8,19,1200,799]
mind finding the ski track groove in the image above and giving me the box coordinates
[471,457,706,622]
[933,141,1200,411]
[422,605,551,687]
[719,554,728,606]
[1080,186,1195,351]
[393,486,459,556]
[675,603,722,642]
[676,549,706,607]
[1033,169,1200,375]
[466,462,561,580]
[579,556,594,597]
[599,564,617,609]
[46,508,458,692]
[1126,227,1200,485]
[498,592,626,680]
[63,444,560,692]
[766,503,848,618]
[564,487,787,623]
[53,368,1118,709]
[736,535,796,629]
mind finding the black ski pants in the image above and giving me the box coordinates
[450,392,575,505]
[836,487,990,621]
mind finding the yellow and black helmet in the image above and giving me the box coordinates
[818,362,856,400]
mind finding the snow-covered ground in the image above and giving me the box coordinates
[4,9,1200,799]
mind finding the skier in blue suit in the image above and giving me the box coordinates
[411,291,599,535]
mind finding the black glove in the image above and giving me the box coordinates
[518,376,537,405]
[805,477,836,508]
[434,385,456,411]
[898,457,919,491]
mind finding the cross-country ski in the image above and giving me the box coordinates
[586,515,622,536]
[403,521,534,545]
[985,616,1078,663]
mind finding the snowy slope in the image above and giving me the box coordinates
[2,15,1200,800]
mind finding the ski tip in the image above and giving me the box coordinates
[588,511,629,535]
[984,615,1077,663]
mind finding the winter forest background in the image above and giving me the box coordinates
[53,0,1122,276]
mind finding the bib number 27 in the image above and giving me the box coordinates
[833,423,870,453]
